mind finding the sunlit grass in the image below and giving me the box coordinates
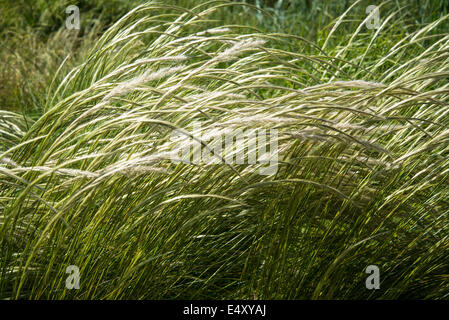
[0,1,448,299]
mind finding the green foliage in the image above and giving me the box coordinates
[0,1,448,299]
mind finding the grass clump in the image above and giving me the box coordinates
[0,1,448,299]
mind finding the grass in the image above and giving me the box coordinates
[0,0,448,299]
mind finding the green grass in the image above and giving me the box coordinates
[0,1,448,299]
